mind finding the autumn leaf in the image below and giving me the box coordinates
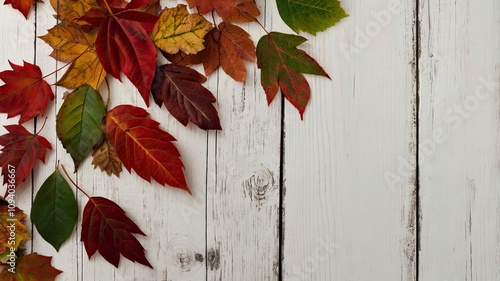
[186,0,260,23]
[0,253,62,281]
[151,4,213,55]
[92,137,122,177]
[0,125,52,187]
[81,1,158,105]
[105,105,190,193]
[31,170,78,251]
[51,0,95,22]
[4,0,36,19]
[81,196,152,268]
[276,0,348,35]
[0,61,54,123]
[256,32,330,119]
[0,205,29,261]
[56,86,106,170]
[40,20,106,89]
[167,22,255,81]
[152,64,221,130]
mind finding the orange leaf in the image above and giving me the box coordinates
[165,22,255,82]
[4,0,36,19]
[105,105,190,193]
[0,205,29,260]
[186,0,260,23]
[40,20,106,89]
[51,0,95,21]
[0,253,62,281]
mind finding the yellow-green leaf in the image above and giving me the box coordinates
[151,4,213,55]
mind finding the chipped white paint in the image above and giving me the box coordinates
[0,0,499,280]
[419,0,500,280]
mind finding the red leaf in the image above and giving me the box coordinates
[151,64,222,130]
[0,253,62,281]
[0,61,54,123]
[186,0,260,23]
[105,105,190,193]
[81,196,152,268]
[165,22,255,82]
[83,4,158,106]
[0,125,52,187]
[3,0,36,19]
[256,32,330,119]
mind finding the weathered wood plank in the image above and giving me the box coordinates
[205,1,282,280]
[0,0,37,256]
[281,0,418,280]
[418,0,500,280]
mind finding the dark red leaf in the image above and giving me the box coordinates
[0,61,54,123]
[81,196,152,268]
[0,125,52,187]
[151,64,222,130]
[105,105,190,193]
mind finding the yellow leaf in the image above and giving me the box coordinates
[92,138,123,177]
[0,205,29,262]
[57,51,106,89]
[40,20,106,89]
[51,0,95,22]
[151,4,213,55]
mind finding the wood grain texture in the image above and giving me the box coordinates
[206,2,282,279]
[418,0,500,280]
[281,0,418,280]
[0,0,498,280]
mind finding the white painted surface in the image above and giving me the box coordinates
[0,0,498,280]
[419,0,500,280]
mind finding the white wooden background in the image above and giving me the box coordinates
[0,0,498,280]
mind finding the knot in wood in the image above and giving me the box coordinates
[244,168,275,203]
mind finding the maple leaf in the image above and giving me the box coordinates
[277,0,348,35]
[81,196,152,268]
[81,1,158,105]
[92,137,123,177]
[0,205,29,260]
[151,4,213,55]
[256,32,330,119]
[0,61,54,123]
[56,86,106,170]
[186,0,260,23]
[0,125,52,187]
[51,0,96,22]
[105,105,190,193]
[40,20,106,89]
[152,64,222,130]
[3,0,37,19]
[31,170,78,251]
[0,253,62,281]
[167,22,255,81]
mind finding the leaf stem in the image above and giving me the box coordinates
[101,0,114,16]
[104,77,110,108]
[253,17,269,34]
[35,117,48,135]
[42,59,74,80]
[61,164,92,199]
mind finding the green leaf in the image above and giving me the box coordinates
[257,32,330,118]
[276,0,348,35]
[56,85,106,170]
[31,170,78,251]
